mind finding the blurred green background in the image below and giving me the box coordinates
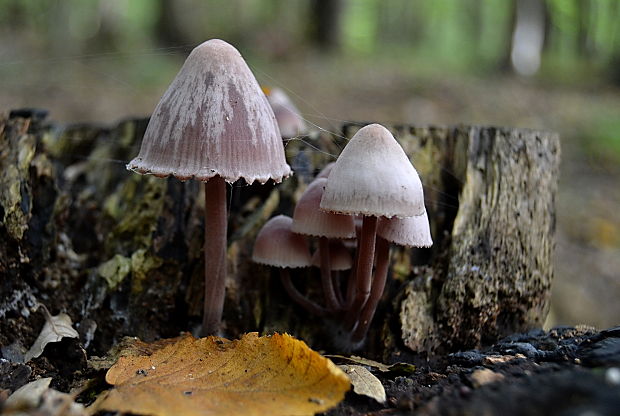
[1,0,619,329]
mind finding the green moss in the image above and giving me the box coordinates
[98,254,132,289]
[130,248,163,293]
[105,175,167,252]
[0,133,36,240]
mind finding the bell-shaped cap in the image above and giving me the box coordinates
[377,211,433,248]
[265,87,307,139]
[252,215,312,268]
[320,124,425,218]
[127,39,291,184]
[310,240,353,271]
[292,178,356,239]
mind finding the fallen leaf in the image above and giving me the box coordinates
[4,378,87,416]
[4,377,52,409]
[24,307,79,363]
[338,365,386,403]
[92,332,350,416]
[327,354,415,374]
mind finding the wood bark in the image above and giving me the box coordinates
[0,113,559,357]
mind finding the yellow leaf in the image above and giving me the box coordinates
[92,333,350,416]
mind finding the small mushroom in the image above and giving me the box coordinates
[320,124,425,331]
[292,178,355,312]
[264,87,307,139]
[127,39,291,336]
[252,215,326,317]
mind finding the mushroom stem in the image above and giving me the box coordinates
[201,176,228,336]
[332,271,344,306]
[319,236,341,311]
[344,215,377,330]
[280,269,327,317]
[344,236,361,309]
[351,236,390,342]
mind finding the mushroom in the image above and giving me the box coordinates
[252,215,326,317]
[351,212,432,342]
[320,124,425,330]
[127,39,291,336]
[291,178,355,312]
[264,87,307,139]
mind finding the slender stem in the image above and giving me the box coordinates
[280,269,327,317]
[344,237,361,309]
[352,236,390,342]
[332,271,343,306]
[201,176,228,336]
[344,215,377,330]
[319,236,340,311]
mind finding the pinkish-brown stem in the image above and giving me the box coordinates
[280,269,327,317]
[344,215,377,330]
[332,271,344,306]
[319,236,341,311]
[344,237,361,309]
[351,236,390,342]
[201,176,228,336]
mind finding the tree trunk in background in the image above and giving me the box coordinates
[307,0,343,51]
[0,113,559,359]
[577,0,593,57]
[154,0,189,47]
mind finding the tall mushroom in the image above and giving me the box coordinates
[127,39,291,336]
[320,124,425,330]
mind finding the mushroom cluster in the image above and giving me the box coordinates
[252,123,432,346]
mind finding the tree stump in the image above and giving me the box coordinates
[0,112,559,357]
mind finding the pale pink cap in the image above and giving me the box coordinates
[320,124,425,218]
[252,215,312,268]
[377,211,433,248]
[265,87,307,139]
[127,39,291,185]
[310,240,353,271]
[291,178,356,239]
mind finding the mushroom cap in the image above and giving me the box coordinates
[252,215,312,268]
[127,39,291,184]
[377,211,433,248]
[310,240,353,271]
[291,178,356,239]
[320,124,425,218]
[265,87,307,139]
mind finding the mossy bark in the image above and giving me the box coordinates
[0,113,559,357]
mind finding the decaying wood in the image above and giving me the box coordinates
[0,113,559,357]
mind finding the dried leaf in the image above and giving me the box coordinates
[4,378,87,416]
[93,332,350,416]
[327,354,416,374]
[4,377,52,409]
[24,310,79,362]
[338,365,386,403]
